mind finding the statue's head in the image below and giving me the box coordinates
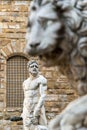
[27,60,39,76]
[25,0,83,66]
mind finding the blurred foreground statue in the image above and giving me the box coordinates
[25,0,87,130]
[22,60,48,130]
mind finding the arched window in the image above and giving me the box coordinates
[6,55,29,107]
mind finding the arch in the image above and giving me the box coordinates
[1,42,30,59]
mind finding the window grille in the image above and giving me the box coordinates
[6,55,29,107]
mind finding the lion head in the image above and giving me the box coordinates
[25,0,87,68]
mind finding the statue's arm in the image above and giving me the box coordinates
[33,78,47,117]
[22,80,26,90]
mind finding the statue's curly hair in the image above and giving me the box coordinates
[27,60,38,69]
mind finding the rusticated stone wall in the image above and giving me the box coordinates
[0,0,77,121]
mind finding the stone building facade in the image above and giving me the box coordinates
[0,0,77,121]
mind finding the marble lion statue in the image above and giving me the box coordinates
[25,0,87,130]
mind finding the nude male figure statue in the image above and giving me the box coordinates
[21,60,48,130]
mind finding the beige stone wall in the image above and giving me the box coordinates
[0,0,77,121]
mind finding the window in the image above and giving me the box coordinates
[6,55,29,107]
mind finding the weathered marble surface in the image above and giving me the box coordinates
[21,60,48,130]
[25,0,87,130]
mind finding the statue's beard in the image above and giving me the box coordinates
[30,71,39,77]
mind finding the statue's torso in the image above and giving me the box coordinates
[22,75,46,117]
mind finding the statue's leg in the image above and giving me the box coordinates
[23,118,29,130]
[60,97,87,130]
[60,112,77,130]
[49,95,87,130]
[49,112,64,130]
[23,117,32,130]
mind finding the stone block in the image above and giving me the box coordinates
[3,125,11,130]
[6,33,25,39]
[46,95,59,101]
[0,5,11,12]
[2,47,11,57]
[0,102,4,108]
[0,89,5,94]
[0,64,4,71]
[0,23,8,29]
[0,39,11,46]
[14,1,29,5]
[0,71,5,78]
[21,43,26,52]
[0,12,6,16]
[12,5,28,12]
[1,79,6,89]
[8,23,20,29]
[0,95,4,101]
[45,72,53,78]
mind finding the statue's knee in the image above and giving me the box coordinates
[60,114,76,127]
[60,114,70,126]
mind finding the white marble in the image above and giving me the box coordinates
[21,60,48,130]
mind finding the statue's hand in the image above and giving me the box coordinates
[31,116,39,125]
